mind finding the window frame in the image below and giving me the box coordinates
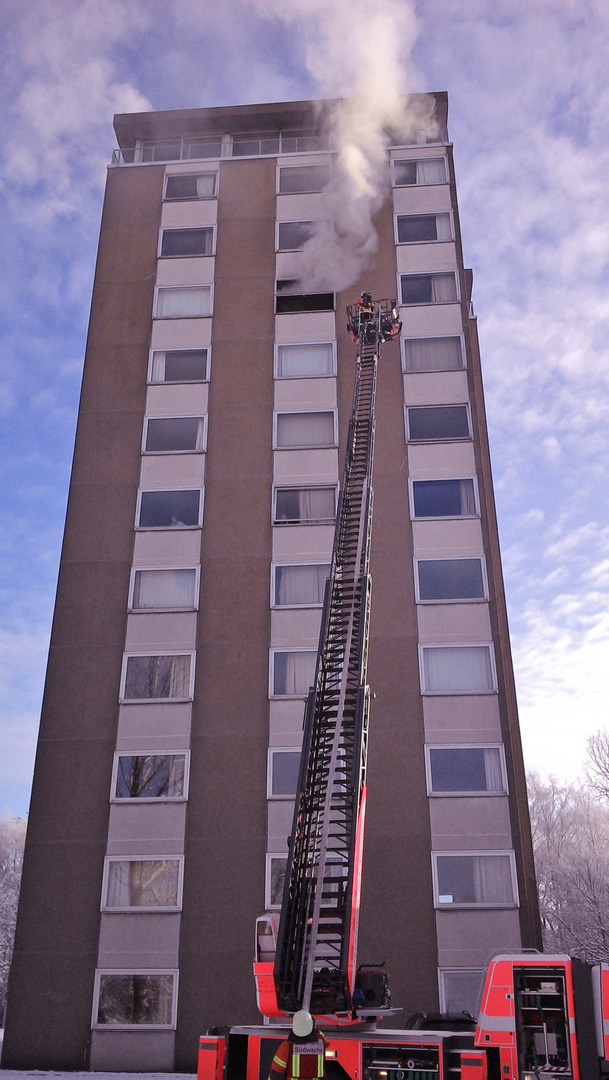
[128,565,200,612]
[110,749,191,803]
[394,211,454,245]
[158,226,215,259]
[100,855,185,913]
[405,403,471,443]
[418,643,497,696]
[142,415,207,455]
[276,220,316,252]
[147,347,211,385]
[409,477,479,520]
[119,651,196,703]
[271,561,331,609]
[424,743,508,797]
[162,171,218,201]
[274,341,336,380]
[273,408,338,450]
[438,968,485,1017]
[135,488,204,530]
[272,484,338,526]
[92,969,178,1030]
[401,334,466,374]
[275,280,335,314]
[414,555,487,604]
[432,850,519,909]
[267,746,302,800]
[153,284,213,319]
[398,271,460,307]
[276,163,331,195]
[270,648,317,699]
[266,852,288,910]
[391,156,448,187]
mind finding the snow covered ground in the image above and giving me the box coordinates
[0,1031,196,1078]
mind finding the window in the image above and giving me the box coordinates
[232,132,280,156]
[407,406,470,441]
[268,748,301,798]
[276,280,334,313]
[155,286,211,318]
[112,753,188,800]
[277,221,315,251]
[94,971,177,1028]
[122,653,193,701]
[396,214,451,243]
[393,158,446,185]
[137,489,202,528]
[130,568,198,610]
[416,558,485,602]
[164,173,216,199]
[266,854,288,909]
[274,487,336,524]
[144,416,206,453]
[434,852,517,907]
[275,411,336,449]
[275,342,335,378]
[426,746,506,795]
[160,228,214,258]
[439,970,484,1018]
[278,164,330,193]
[102,858,182,911]
[273,563,330,606]
[272,650,317,696]
[400,273,457,305]
[149,349,209,383]
[411,479,477,519]
[420,645,495,694]
[402,336,464,373]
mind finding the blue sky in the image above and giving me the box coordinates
[1,0,609,817]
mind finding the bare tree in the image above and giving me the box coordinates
[0,812,27,1025]
[585,729,609,802]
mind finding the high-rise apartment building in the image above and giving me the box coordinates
[2,94,540,1073]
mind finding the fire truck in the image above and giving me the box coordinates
[198,299,609,1080]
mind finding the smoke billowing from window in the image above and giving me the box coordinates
[247,0,436,292]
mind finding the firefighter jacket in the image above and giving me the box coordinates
[268,1031,328,1080]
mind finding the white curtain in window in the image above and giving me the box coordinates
[404,337,462,372]
[473,855,513,903]
[459,479,477,515]
[156,286,210,318]
[106,859,179,908]
[276,651,316,695]
[418,159,445,184]
[431,273,457,302]
[435,213,452,240]
[197,174,216,196]
[276,564,329,605]
[298,488,335,522]
[151,352,166,381]
[484,748,504,792]
[423,646,493,692]
[168,654,191,697]
[277,412,334,447]
[277,343,333,377]
[133,569,196,609]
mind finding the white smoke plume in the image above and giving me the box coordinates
[246,0,436,291]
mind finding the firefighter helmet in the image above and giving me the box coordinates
[292,1010,314,1037]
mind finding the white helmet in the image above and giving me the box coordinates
[292,1010,314,1037]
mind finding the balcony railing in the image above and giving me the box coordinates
[111,131,333,166]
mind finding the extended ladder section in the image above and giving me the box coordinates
[273,299,401,1018]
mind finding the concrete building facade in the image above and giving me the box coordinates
[2,95,540,1072]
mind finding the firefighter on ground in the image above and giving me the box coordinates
[268,1011,329,1080]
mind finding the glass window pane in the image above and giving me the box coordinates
[403,337,463,372]
[115,754,186,799]
[400,273,456,304]
[274,564,330,605]
[133,568,197,609]
[273,651,316,695]
[96,973,174,1026]
[419,159,446,183]
[276,343,334,378]
[275,487,336,524]
[186,139,222,159]
[408,406,469,441]
[138,489,200,528]
[436,854,514,905]
[164,174,216,199]
[268,857,287,908]
[276,283,334,313]
[279,165,330,193]
[422,646,494,693]
[394,160,417,185]
[276,411,334,448]
[145,417,204,452]
[156,286,210,318]
[397,215,439,242]
[271,752,301,796]
[413,479,476,518]
[160,228,213,257]
[441,970,483,1018]
[277,221,314,250]
[429,747,504,793]
[151,349,208,382]
[105,859,180,908]
[124,655,191,700]
[417,559,484,601]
